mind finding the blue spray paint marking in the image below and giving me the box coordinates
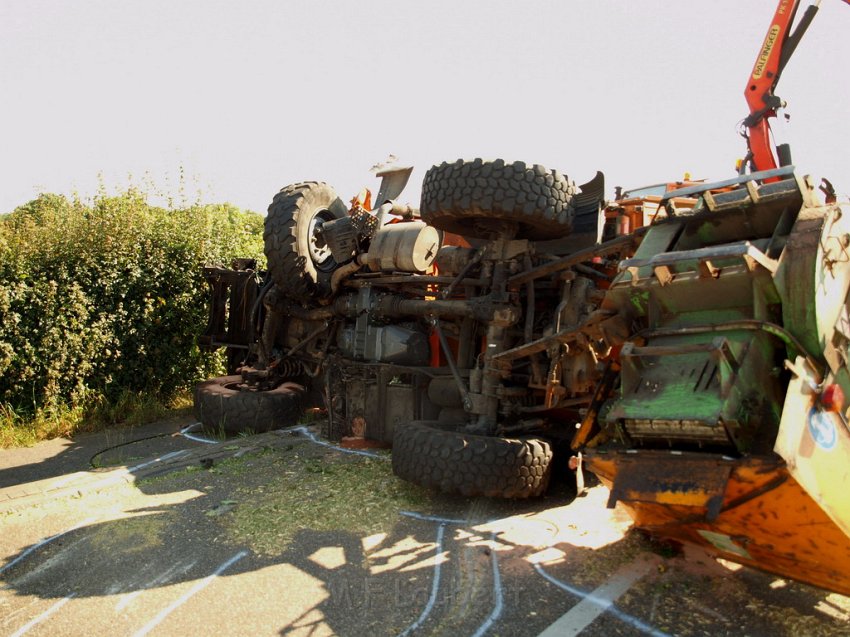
[471,532,503,637]
[534,563,671,637]
[396,524,446,637]
[290,426,388,459]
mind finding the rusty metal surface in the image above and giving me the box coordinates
[576,175,850,598]
[775,356,850,539]
[586,449,850,596]
[199,264,261,372]
[602,452,734,521]
[202,161,850,601]
[776,203,850,359]
[507,227,647,287]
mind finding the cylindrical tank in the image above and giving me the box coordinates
[366,221,441,273]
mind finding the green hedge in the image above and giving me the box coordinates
[0,190,265,414]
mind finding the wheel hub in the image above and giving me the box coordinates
[308,214,334,265]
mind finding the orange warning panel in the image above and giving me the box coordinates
[585,448,850,596]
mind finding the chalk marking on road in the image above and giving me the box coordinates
[396,524,446,637]
[6,537,92,590]
[0,517,97,577]
[48,471,92,489]
[534,557,670,637]
[76,450,191,495]
[80,450,190,492]
[0,599,43,628]
[399,510,494,526]
[115,559,199,612]
[131,550,248,637]
[290,426,387,459]
[471,532,503,637]
[8,450,192,509]
[126,450,190,473]
[179,422,220,445]
[9,594,74,637]
[398,510,659,636]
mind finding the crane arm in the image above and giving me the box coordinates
[743,0,821,173]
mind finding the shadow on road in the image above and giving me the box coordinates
[0,417,197,489]
[1,432,848,636]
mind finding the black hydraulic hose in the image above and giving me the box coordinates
[442,246,486,299]
[250,277,274,340]
[88,433,173,469]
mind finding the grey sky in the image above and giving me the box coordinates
[2,0,849,214]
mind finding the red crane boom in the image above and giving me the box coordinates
[742,0,822,173]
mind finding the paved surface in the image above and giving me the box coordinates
[0,418,251,512]
[0,418,199,492]
[1,424,849,637]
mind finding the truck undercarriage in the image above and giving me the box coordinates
[194,0,850,597]
[197,161,850,595]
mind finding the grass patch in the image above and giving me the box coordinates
[0,389,193,448]
[223,447,432,555]
[0,401,82,447]
[84,389,193,430]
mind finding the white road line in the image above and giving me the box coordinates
[535,557,669,637]
[9,595,74,637]
[131,550,248,637]
[397,524,446,637]
[471,533,503,637]
[0,517,97,576]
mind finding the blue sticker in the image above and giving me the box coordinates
[807,408,837,451]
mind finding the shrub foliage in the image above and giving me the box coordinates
[0,190,264,414]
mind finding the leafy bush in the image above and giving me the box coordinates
[0,189,264,421]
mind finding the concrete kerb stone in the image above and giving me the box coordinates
[0,430,301,514]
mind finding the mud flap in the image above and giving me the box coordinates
[774,356,850,539]
[605,455,733,522]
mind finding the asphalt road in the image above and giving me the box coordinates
[0,424,848,637]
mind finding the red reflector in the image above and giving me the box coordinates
[821,384,845,413]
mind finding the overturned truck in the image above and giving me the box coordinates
[198,158,613,499]
[197,158,850,595]
[577,168,850,596]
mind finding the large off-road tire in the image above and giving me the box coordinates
[264,182,349,303]
[194,375,305,435]
[392,421,553,498]
[420,158,575,240]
